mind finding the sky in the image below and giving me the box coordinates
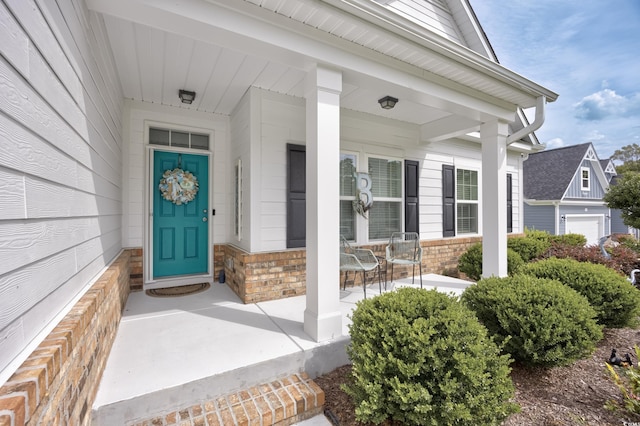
[471,1,640,161]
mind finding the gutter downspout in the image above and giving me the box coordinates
[507,96,546,145]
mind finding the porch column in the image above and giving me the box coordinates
[304,64,342,342]
[480,119,509,277]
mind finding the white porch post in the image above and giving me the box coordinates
[304,64,342,342]
[480,119,509,278]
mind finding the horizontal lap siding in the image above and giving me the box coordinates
[0,0,123,384]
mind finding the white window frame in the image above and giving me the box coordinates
[339,151,359,241]
[366,154,404,242]
[456,167,479,235]
[581,167,591,191]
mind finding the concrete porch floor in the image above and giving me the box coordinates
[91,274,472,425]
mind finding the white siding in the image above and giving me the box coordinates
[382,0,465,44]
[244,90,524,250]
[259,91,305,252]
[0,0,123,384]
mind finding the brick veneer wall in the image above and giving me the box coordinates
[223,245,307,303]
[0,250,131,426]
[221,237,485,303]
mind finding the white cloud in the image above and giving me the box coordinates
[584,130,606,142]
[544,138,564,150]
[574,89,640,121]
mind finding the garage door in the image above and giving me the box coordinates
[565,215,603,246]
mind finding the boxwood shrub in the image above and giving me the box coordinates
[345,288,519,425]
[458,243,524,281]
[520,257,640,328]
[507,236,550,262]
[462,275,603,366]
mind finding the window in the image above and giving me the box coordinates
[456,169,478,234]
[368,157,402,240]
[581,167,590,190]
[339,153,357,240]
[234,159,242,240]
[149,127,210,150]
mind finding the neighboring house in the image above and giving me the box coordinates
[523,143,615,245]
[0,0,557,396]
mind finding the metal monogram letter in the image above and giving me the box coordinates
[355,172,373,210]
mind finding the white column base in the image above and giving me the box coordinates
[304,309,343,342]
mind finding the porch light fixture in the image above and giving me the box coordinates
[179,90,196,104]
[378,95,398,110]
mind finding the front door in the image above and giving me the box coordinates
[152,150,209,278]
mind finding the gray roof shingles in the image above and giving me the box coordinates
[523,143,592,200]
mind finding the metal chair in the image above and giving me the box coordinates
[339,236,381,298]
[386,232,423,288]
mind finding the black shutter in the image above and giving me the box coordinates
[405,160,420,234]
[442,165,455,237]
[507,173,513,233]
[287,144,306,248]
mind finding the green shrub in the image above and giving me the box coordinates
[524,227,552,243]
[520,258,640,328]
[549,233,587,247]
[507,236,550,262]
[462,275,603,366]
[345,288,518,425]
[458,243,524,281]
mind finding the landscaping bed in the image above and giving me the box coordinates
[317,327,640,425]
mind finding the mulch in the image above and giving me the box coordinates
[316,327,640,425]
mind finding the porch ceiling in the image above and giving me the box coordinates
[100,14,449,124]
[89,0,557,140]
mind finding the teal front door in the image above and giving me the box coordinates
[153,150,209,278]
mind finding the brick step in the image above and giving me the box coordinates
[127,373,325,426]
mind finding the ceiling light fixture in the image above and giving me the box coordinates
[179,89,196,104]
[378,95,398,110]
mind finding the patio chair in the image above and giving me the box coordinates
[340,236,381,298]
[386,232,423,288]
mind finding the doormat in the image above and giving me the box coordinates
[146,283,210,298]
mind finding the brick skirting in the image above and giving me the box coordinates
[128,373,324,426]
[220,236,484,303]
[0,251,131,426]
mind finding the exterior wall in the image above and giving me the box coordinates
[258,91,306,252]
[242,89,525,252]
[224,245,307,303]
[0,0,123,385]
[523,203,556,234]
[221,236,481,303]
[611,209,631,235]
[0,250,131,426]
[565,160,606,199]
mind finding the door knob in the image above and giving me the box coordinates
[202,217,208,222]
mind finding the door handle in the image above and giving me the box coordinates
[202,217,208,222]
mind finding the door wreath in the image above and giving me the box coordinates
[158,168,199,205]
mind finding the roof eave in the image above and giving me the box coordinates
[322,0,559,105]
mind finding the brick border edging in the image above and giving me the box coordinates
[128,372,325,426]
[0,251,131,426]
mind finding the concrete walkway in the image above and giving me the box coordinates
[91,274,472,425]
